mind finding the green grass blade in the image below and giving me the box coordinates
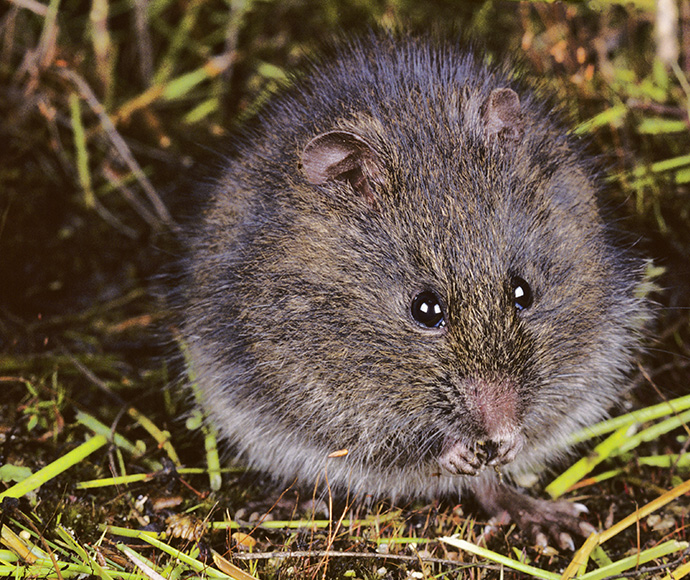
[439,536,560,580]
[570,393,690,444]
[546,423,634,498]
[0,435,107,500]
[579,540,688,580]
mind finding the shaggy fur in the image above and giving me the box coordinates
[181,35,647,542]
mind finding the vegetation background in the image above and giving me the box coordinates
[1,0,690,578]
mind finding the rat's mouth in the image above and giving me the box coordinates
[437,433,524,476]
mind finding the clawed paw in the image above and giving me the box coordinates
[439,435,524,476]
[474,482,597,551]
[508,498,596,550]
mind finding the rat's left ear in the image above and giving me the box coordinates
[301,130,383,206]
[481,88,523,141]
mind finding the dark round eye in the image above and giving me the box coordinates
[411,291,445,328]
[511,276,533,311]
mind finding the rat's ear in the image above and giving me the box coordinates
[301,130,382,205]
[481,88,523,141]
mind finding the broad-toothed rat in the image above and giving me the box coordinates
[182,36,647,548]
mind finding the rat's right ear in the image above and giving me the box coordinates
[301,130,382,206]
[481,88,523,142]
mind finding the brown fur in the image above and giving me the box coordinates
[181,35,648,543]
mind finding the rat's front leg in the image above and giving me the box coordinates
[471,478,597,550]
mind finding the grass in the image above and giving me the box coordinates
[3,402,690,578]
[1,0,690,578]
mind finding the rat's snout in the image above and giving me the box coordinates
[465,377,522,441]
[437,376,526,476]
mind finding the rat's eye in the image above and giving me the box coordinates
[411,291,445,328]
[511,276,533,311]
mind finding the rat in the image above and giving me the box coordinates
[181,35,648,549]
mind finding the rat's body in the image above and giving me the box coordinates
[183,36,646,545]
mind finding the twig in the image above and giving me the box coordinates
[6,0,48,16]
[56,66,178,232]
[228,549,485,569]
[131,0,153,83]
